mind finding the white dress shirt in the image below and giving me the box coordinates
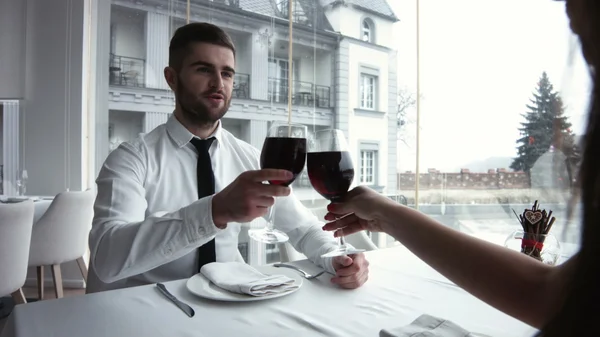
[87,115,339,293]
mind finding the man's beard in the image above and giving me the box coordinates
[176,77,230,126]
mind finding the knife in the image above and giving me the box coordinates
[156,283,195,317]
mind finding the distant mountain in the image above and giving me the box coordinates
[459,156,514,173]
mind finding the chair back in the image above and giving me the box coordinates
[0,200,34,296]
[29,189,95,266]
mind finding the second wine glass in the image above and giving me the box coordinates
[307,129,365,258]
[248,123,307,244]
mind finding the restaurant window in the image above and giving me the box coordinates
[1,0,582,274]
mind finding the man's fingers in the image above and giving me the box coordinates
[246,169,293,183]
[335,263,360,277]
[256,184,291,197]
[254,196,275,208]
[331,271,368,289]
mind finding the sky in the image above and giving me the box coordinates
[388,0,592,172]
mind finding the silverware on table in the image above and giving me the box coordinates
[156,283,195,317]
[273,263,326,279]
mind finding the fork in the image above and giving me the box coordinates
[273,263,326,279]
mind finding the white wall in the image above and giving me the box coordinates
[21,0,88,196]
[324,5,396,49]
[347,42,390,188]
[315,51,333,87]
[323,4,342,34]
[229,31,252,76]
[111,5,145,59]
[0,0,27,99]
[109,111,143,151]
[221,118,244,140]
[0,108,3,164]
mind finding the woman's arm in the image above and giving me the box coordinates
[377,203,575,328]
[324,187,577,328]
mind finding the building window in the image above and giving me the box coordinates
[360,149,376,185]
[362,19,374,42]
[360,74,376,110]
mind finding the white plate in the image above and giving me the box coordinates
[186,266,303,302]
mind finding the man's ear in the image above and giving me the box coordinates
[164,66,177,91]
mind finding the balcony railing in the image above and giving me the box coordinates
[109,54,145,88]
[268,78,331,108]
[232,73,250,99]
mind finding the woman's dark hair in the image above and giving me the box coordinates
[168,22,236,71]
[541,1,600,335]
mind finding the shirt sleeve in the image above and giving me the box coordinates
[89,142,222,284]
[272,193,341,274]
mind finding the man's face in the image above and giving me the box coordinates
[167,42,235,125]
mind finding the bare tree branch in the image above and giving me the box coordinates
[396,87,423,146]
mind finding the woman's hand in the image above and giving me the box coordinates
[322,186,393,236]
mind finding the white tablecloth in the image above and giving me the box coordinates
[0,247,537,337]
[0,197,52,223]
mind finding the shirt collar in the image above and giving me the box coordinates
[166,113,223,148]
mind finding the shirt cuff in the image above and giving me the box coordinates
[322,242,357,275]
[323,256,337,274]
[182,195,223,244]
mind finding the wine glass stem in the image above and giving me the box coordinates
[266,197,276,231]
[338,234,346,249]
[334,214,346,249]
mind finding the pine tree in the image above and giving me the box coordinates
[510,72,576,180]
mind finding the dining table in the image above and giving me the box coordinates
[0,246,538,337]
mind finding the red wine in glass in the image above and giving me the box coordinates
[307,151,354,201]
[308,128,365,258]
[250,123,308,244]
[260,137,307,186]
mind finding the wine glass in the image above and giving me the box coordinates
[249,122,308,244]
[15,169,28,196]
[307,129,365,258]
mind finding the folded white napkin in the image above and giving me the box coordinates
[380,314,491,337]
[200,262,300,297]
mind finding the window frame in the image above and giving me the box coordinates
[358,141,380,186]
[360,73,377,110]
[361,18,374,43]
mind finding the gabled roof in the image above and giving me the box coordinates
[236,0,334,31]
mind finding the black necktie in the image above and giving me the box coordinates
[190,137,216,272]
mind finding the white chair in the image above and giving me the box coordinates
[26,189,95,299]
[278,206,378,263]
[0,200,35,304]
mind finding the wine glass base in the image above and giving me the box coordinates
[249,228,289,244]
[321,247,366,258]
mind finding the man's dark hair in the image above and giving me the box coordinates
[168,22,236,71]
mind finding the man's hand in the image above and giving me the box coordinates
[331,253,369,289]
[212,169,292,227]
